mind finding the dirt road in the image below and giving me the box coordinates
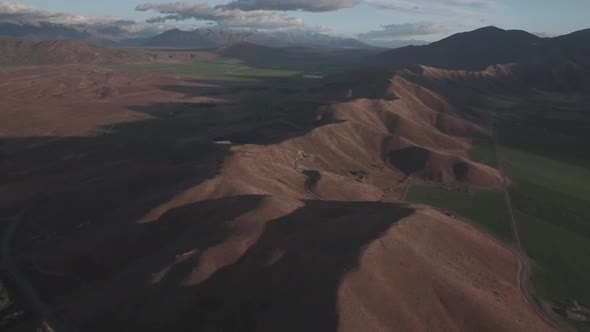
[494,143,564,331]
[400,176,414,201]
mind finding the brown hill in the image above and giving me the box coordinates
[0,39,147,66]
[377,26,590,90]
[553,28,590,57]
[144,28,372,49]
[0,57,561,331]
[377,26,541,70]
[43,198,550,332]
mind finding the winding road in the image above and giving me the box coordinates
[493,138,565,331]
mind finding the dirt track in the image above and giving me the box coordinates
[493,135,565,331]
[399,176,414,201]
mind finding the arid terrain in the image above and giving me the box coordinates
[1,27,589,332]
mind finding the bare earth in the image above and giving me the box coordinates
[0,64,555,331]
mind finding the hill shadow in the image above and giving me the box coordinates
[0,71,360,328]
[37,196,267,321]
[216,45,376,76]
[67,197,415,332]
[0,104,235,329]
[0,110,230,236]
[146,79,344,145]
[0,72,347,227]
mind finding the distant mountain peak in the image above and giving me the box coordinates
[474,25,504,32]
[433,26,540,47]
[377,26,588,71]
[144,28,373,49]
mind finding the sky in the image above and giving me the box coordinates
[2,0,590,46]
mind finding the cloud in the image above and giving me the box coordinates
[0,2,129,27]
[0,2,57,23]
[136,2,306,29]
[366,39,429,48]
[0,2,186,39]
[219,0,360,12]
[357,21,447,47]
[358,22,448,40]
[446,0,496,8]
[533,31,558,38]
[365,0,497,14]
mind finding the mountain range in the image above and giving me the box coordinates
[0,22,92,40]
[378,26,590,70]
[0,39,151,66]
[0,22,149,45]
[0,22,375,49]
[143,28,373,49]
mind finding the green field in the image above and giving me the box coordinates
[407,186,512,243]
[497,123,590,169]
[115,49,370,80]
[469,138,497,167]
[498,121,590,330]
[500,146,590,304]
[116,59,301,80]
[518,212,590,304]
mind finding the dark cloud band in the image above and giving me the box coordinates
[135,3,305,29]
[219,0,360,12]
